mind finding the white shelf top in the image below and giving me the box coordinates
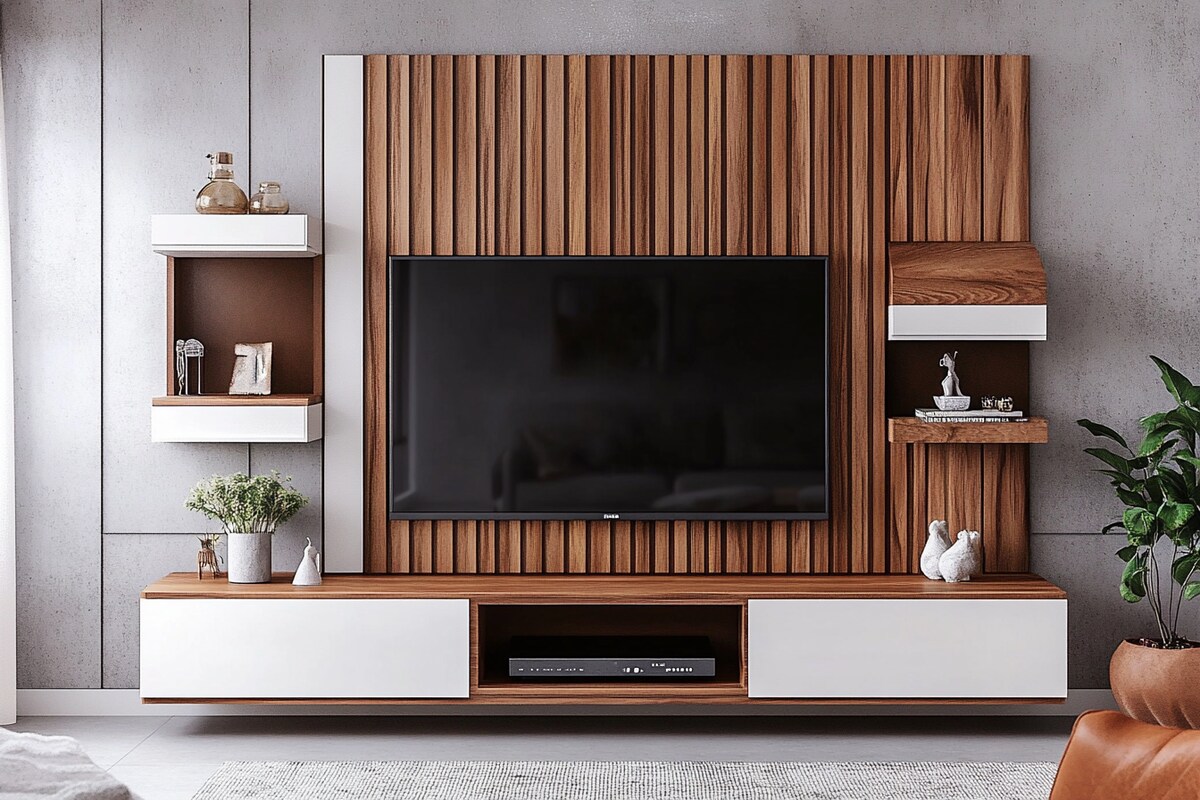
[151,214,322,257]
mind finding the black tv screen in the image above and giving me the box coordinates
[388,256,828,520]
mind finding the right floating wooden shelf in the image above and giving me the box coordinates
[888,417,1049,445]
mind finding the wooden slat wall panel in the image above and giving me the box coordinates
[612,56,632,255]
[544,56,565,255]
[364,53,1032,575]
[522,55,543,255]
[432,55,455,254]
[363,55,389,573]
[983,55,1031,241]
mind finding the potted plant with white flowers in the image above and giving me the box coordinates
[186,471,308,584]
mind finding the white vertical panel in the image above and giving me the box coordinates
[322,56,365,573]
[749,598,1067,699]
[141,598,469,698]
[0,65,16,722]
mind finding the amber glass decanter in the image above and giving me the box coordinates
[195,151,248,214]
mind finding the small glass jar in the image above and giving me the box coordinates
[997,396,1015,413]
[195,152,248,214]
[249,181,290,214]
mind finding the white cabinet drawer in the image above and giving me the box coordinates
[150,403,323,443]
[140,598,469,699]
[748,598,1066,699]
[151,214,321,257]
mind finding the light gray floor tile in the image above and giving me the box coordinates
[107,764,218,800]
[6,715,170,768]
[113,716,1074,767]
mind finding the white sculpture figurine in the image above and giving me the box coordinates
[292,537,322,586]
[939,351,963,397]
[920,520,953,580]
[938,530,983,583]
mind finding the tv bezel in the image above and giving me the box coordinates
[386,255,831,522]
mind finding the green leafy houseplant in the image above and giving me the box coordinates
[186,471,308,534]
[1078,356,1200,649]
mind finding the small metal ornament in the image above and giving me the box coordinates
[997,396,1015,413]
[981,396,997,410]
[175,338,206,395]
[196,533,222,580]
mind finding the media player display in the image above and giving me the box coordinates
[388,256,828,520]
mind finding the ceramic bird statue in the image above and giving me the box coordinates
[938,530,983,583]
[292,537,322,586]
[920,520,953,580]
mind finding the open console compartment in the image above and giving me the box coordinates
[476,604,744,689]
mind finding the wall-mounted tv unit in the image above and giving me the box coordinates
[388,256,829,520]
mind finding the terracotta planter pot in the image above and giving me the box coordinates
[1110,639,1200,728]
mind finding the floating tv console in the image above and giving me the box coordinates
[140,573,1066,704]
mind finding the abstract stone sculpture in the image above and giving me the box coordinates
[229,341,273,395]
[920,520,953,580]
[938,530,983,583]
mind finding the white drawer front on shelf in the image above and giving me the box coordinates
[150,214,321,257]
[150,403,322,443]
[141,598,469,699]
[748,599,1066,699]
[888,304,1047,341]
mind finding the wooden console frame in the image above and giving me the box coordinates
[142,572,1065,705]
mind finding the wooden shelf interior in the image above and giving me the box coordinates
[888,417,1049,444]
[167,256,323,397]
[886,340,1029,417]
[476,603,744,689]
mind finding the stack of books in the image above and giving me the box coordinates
[916,409,1028,423]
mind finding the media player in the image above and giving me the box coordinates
[507,635,717,679]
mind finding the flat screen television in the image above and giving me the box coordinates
[388,256,828,520]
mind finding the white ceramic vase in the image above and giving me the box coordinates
[920,520,952,580]
[938,530,982,583]
[226,531,273,583]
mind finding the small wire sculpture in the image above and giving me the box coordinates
[196,533,222,580]
[175,338,205,395]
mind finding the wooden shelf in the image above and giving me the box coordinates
[143,572,1066,601]
[888,416,1049,444]
[152,394,322,407]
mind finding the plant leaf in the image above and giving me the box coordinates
[1151,355,1200,407]
[1139,425,1176,457]
[1102,521,1126,535]
[1185,582,1200,601]
[1078,419,1129,450]
[1116,544,1139,561]
[1158,501,1195,531]
[1116,487,1147,508]
[1120,553,1147,602]
[1173,552,1200,585]
[1085,447,1132,474]
[1124,507,1154,535]
[1140,411,1171,432]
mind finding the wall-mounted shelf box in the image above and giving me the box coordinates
[151,214,322,257]
[150,395,323,443]
[888,416,1050,444]
[887,242,1047,341]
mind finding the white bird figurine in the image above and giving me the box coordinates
[292,537,322,586]
[920,520,953,580]
[938,530,983,583]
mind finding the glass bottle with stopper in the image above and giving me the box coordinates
[195,151,248,214]
[249,181,289,214]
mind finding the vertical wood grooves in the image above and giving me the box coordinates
[367,53,1032,575]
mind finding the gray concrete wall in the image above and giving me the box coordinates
[4,0,1197,691]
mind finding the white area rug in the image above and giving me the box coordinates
[193,760,1058,799]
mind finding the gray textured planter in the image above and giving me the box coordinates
[226,531,273,583]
